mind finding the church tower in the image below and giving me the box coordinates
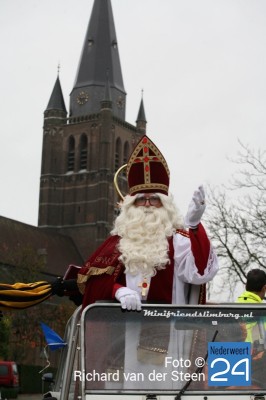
[38,0,144,260]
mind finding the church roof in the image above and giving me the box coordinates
[73,0,125,93]
[46,75,67,112]
[0,216,83,278]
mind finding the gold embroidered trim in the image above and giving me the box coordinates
[176,229,189,238]
[77,266,115,294]
[129,183,168,195]
[198,284,205,304]
[127,139,170,177]
[127,137,170,194]
[137,345,167,354]
[137,345,167,365]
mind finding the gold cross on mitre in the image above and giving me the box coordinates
[138,277,150,297]
[126,136,170,196]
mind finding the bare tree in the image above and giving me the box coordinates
[205,142,266,300]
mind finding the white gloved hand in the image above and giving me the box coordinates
[184,185,206,229]
[115,287,142,311]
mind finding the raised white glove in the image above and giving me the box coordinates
[184,185,206,228]
[115,287,142,311]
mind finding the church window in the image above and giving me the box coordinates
[115,137,122,171]
[123,141,130,175]
[123,141,130,165]
[79,134,88,170]
[67,136,75,171]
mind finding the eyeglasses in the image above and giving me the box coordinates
[134,195,162,207]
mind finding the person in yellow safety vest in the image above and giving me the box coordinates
[236,269,266,389]
[237,268,266,343]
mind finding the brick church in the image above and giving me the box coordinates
[0,0,146,281]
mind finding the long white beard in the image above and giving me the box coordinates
[111,194,184,277]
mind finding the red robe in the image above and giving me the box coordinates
[77,225,210,308]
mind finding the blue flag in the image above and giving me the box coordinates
[40,322,66,351]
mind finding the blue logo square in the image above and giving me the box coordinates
[208,342,251,386]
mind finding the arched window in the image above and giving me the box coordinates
[115,137,122,171]
[79,134,88,170]
[123,141,130,175]
[67,136,75,171]
[123,141,130,165]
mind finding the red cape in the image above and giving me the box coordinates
[78,227,208,308]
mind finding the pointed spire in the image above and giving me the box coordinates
[136,91,147,122]
[104,69,112,102]
[46,75,67,113]
[136,90,147,134]
[70,0,126,119]
[44,74,67,126]
[101,70,112,110]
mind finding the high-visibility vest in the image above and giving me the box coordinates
[237,291,264,344]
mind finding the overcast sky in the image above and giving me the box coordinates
[0,0,266,227]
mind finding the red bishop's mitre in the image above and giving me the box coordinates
[127,135,170,196]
